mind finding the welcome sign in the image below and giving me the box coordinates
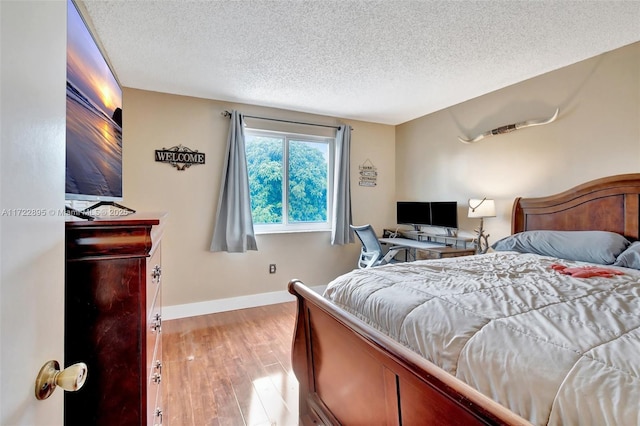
[155,144,205,171]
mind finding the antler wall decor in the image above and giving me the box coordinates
[458,108,559,144]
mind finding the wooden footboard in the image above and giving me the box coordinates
[288,279,531,426]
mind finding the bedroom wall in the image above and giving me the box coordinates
[396,41,640,243]
[121,90,396,310]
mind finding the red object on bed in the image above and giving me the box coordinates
[550,263,624,277]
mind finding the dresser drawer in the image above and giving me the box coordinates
[417,247,476,259]
[147,331,163,425]
[146,244,162,426]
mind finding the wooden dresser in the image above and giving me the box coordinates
[64,214,166,426]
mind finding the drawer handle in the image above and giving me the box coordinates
[152,372,162,384]
[155,360,162,374]
[151,313,162,333]
[151,265,162,282]
[155,408,163,425]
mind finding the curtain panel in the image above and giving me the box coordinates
[331,124,353,245]
[210,110,258,253]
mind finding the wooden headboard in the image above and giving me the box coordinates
[512,173,640,240]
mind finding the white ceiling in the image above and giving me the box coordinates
[79,0,640,125]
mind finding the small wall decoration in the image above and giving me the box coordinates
[359,159,377,187]
[458,108,559,144]
[155,144,206,171]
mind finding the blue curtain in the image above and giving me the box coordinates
[331,125,353,245]
[210,110,258,252]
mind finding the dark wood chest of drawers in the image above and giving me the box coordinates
[64,214,165,426]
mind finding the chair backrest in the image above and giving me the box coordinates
[350,224,383,254]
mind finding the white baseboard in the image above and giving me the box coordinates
[162,284,327,320]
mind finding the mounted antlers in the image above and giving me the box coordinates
[458,108,559,144]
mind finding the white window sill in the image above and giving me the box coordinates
[255,228,332,235]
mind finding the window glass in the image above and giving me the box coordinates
[288,139,328,223]
[245,129,333,233]
[245,134,283,224]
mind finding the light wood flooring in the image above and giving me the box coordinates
[162,302,299,426]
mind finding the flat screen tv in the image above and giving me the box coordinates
[65,0,123,201]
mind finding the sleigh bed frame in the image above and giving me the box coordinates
[288,173,640,425]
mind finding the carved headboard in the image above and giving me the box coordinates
[512,174,640,241]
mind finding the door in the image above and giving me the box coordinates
[1,1,67,425]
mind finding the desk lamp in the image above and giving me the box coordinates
[468,198,496,254]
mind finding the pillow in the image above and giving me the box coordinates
[491,230,630,265]
[613,241,640,269]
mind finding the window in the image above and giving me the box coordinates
[245,129,334,233]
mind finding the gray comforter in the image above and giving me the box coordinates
[324,252,640,425]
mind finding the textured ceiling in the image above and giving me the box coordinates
[79,1,640,125]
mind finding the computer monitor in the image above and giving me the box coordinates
[430,201,458,229]
[397,202,431,231]
[396,201,458,232]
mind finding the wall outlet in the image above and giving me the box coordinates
[269,264,276,274]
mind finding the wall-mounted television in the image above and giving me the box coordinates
[65,0,123,202]
[396,201,458,231]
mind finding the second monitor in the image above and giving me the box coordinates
[397,201,458,231]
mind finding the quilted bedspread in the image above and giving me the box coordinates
[323,252,640,425]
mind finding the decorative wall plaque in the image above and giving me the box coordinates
[359,159,377,187]
[155,144,205,171]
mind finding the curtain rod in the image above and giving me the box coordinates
[221,110,348,130]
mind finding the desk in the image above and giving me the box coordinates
[383,229,474,249]
[379,237,476,260]
[378,237,444,250]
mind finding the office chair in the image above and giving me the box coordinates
[351,224,408,268]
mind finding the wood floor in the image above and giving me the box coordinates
[162,302,299,426]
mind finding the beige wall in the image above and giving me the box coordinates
[122,91,396,307]
[396,42,640,243]
[123,42,638,308]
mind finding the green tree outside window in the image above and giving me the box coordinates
[245,132,330,227]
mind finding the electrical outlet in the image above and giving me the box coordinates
[269,264,276,274]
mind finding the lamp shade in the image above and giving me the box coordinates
[468,198,496,218]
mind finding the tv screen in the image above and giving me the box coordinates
[430,201,458,229]
[65,0,123,201]
[397,202,431,226]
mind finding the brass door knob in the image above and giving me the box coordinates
[35,360,87,400]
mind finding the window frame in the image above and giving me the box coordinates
[245,128,335,234]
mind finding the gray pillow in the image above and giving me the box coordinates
[491,230,630,265]
[613,241,640,269]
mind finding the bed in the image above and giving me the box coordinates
[288,173,640,425]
